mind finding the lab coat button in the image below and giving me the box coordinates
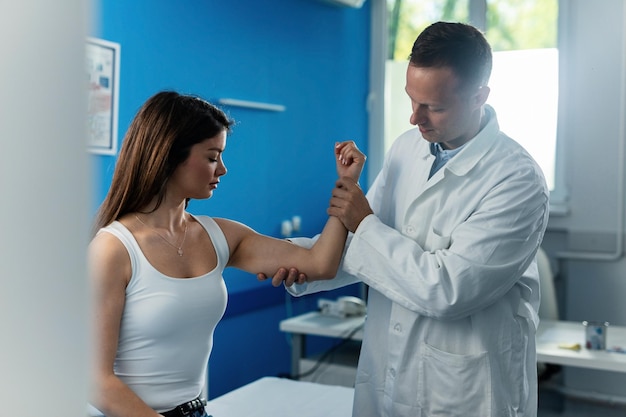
[389,368,396,377]
[405,225,415,234]
[394,323,402,332]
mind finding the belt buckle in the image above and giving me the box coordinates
[180,398,206,416]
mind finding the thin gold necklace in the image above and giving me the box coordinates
[135,214,188,256]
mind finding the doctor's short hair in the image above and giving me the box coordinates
[409,21,493,93]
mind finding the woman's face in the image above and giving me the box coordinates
[169,130,228,200]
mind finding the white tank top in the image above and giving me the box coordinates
[96,214,228,413]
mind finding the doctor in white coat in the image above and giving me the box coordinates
[264,22,549,417]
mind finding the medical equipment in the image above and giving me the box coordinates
[318,296,366,318]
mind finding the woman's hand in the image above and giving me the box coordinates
[335,141,366,182]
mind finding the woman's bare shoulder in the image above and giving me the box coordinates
[212,217,256,236]
[89,229,132,286]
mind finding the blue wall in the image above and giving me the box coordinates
[91,0,371,397]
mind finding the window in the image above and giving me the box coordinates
[380,0,561,198]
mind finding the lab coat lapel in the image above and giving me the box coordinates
[405,143,435,206]
[406,106,501,206]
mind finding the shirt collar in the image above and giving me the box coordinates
[429,142,466,159]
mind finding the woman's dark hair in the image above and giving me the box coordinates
[93,91,234,233]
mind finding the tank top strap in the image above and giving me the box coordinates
[97,221,140,272]
[190,214,230,269]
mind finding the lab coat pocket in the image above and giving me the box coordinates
[418,342,491,416]
[424,228,451,252]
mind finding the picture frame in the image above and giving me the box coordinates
[86,37,120,155]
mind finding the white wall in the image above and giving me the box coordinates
[546,0,626,328]
[0,1,90,416]
[550,0,626,238]
[543,0,626,405]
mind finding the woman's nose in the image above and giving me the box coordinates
[218,161,227,176]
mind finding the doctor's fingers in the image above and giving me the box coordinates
[333,178,367,206]
[328,186,350,212]
[328,190,361,231]
[330,185,357,208]
[335,176,361,191]
[330,181,373,231]
[327,200,362,233]
[268,267,305,287]
[284,267,307,287]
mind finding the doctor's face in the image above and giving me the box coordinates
[406,64,488,150]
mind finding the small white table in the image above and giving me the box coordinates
[536,319,626,372]
[204,376,354,417]
[279,312,626,376]
[279,312,365,376]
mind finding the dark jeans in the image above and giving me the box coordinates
[161,409,210,417]
[92,404,210,417]
[184,410,209,417]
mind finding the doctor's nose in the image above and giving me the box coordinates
[410,105,427,126]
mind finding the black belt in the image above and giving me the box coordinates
[161,397,207,417]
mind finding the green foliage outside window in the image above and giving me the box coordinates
[388,0,558,60]
[486,0,557,51]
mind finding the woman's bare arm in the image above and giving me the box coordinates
[89,233,164,417]
[224,141,365,283]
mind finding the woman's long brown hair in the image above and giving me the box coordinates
[92,91,233,236]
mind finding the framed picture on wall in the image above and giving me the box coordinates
[86,37,120,155]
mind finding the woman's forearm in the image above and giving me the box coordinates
[307,215,348,278]
[93,374,162,417]
[228,141,363,280]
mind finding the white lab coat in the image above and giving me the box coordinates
[288,106,549,417]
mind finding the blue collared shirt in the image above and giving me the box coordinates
[428,142,466,179]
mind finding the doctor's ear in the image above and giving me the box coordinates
[473,85,491,107]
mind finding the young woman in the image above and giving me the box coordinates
[88,91,365,417]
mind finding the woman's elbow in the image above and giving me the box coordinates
[311,262,341,280]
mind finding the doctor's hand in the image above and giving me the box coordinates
[257,267,307,288]
[328,177,373,233]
